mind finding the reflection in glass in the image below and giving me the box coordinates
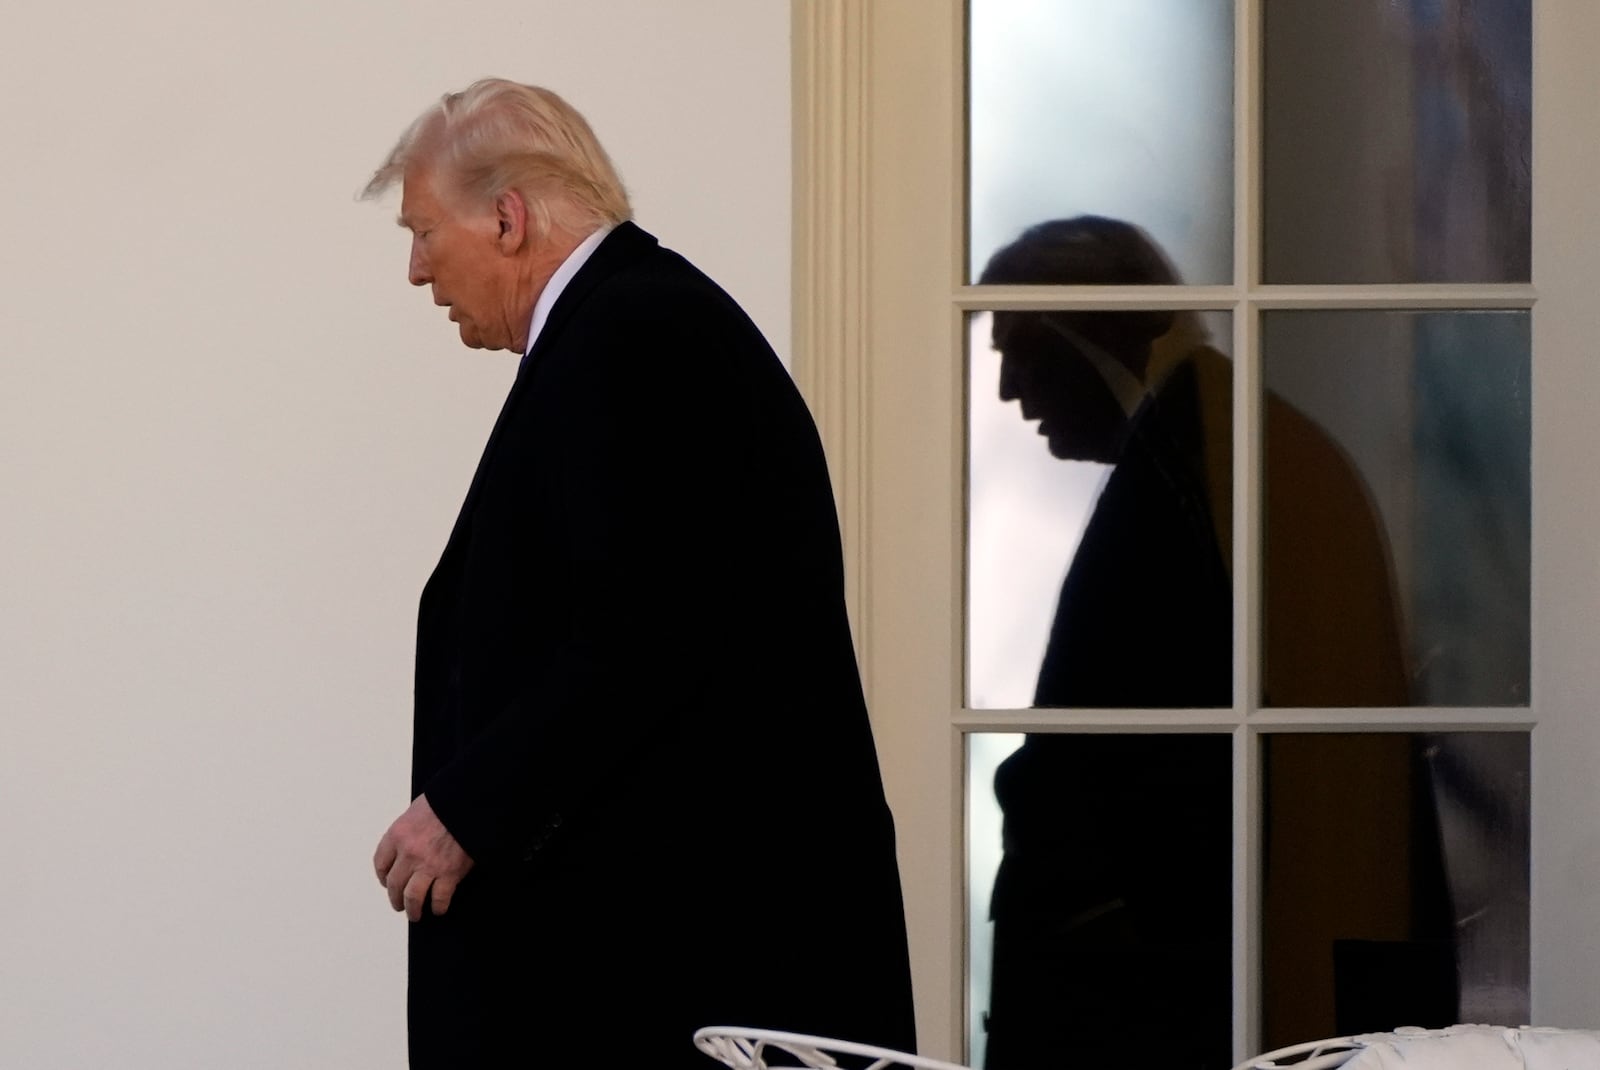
[967,218,1232,710]
[1263,0,1531,283]
[1262,732,1529,1048]
[968,0,1234,284]
[970,732,1232,1070]
[1262,311,1530,706]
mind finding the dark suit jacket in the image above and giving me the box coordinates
[987,362,1233,1070]
[405,222,915,1068]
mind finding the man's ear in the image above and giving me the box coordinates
[494,189,528,253]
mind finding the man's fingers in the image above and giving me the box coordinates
[430,875,456,917]
[373,833,398,886]
[403,870,433,923]
[386,858,409,913]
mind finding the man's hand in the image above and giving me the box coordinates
[373,794,474,922]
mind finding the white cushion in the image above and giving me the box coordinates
[1337,1025,1600,1070]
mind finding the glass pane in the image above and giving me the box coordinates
[967,290,1232,709]
[968,0,1234,284]
[1261,311,1530,707]
[969,732,1232,1070]
[1262,733,1530,1048]
[1263,0,1531,283]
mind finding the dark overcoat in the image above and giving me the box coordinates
[405,222,916,1067]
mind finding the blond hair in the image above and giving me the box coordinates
[363,78,631,239]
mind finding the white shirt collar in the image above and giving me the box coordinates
[523,224,614,358]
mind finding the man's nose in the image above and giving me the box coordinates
[997,352,1021,401]
[408,240,430,287]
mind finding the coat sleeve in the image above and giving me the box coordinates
[418,282,789,866]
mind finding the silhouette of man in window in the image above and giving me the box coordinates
[979,217,1448,1069]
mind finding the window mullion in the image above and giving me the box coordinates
[1237,0,1265,1058]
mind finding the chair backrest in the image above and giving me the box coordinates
[693,1027,973,1070]
[1233,1036,1363,1070]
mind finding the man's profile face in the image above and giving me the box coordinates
[996,319,1128,464]
[399,166,515,351]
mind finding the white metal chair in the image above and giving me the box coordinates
[694,1027,973,1070]
[1232,1036,1364,1070]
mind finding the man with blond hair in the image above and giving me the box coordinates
[364,79,915,1067]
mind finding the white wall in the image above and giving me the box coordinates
[0,4,789,1066]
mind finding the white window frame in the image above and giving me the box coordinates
[793,0,1600,1061]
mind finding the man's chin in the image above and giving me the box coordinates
[457,326,513,353]
[1047,436,1114,464]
